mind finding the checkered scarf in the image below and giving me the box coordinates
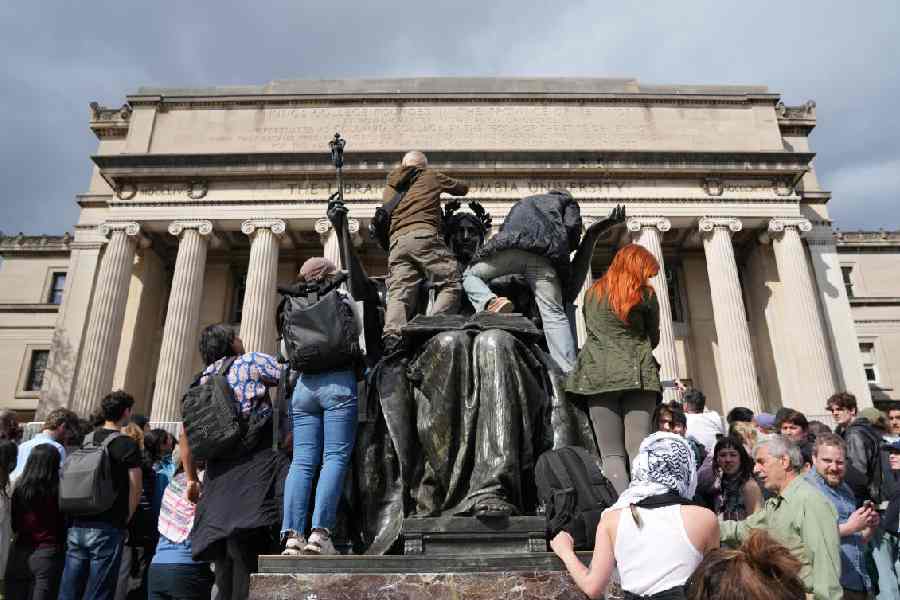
[605,432,698,514]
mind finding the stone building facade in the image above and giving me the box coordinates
[0,78,880,423]
[836,230,900,405]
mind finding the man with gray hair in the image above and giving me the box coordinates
[720,435,842,599]
[381,150,469,352]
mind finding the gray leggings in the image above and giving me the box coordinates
[587,390,658,494]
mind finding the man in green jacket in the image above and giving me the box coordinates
[720,435,842,600]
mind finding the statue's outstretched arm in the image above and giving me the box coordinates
[327,197,381,305]
[565,205,626,304]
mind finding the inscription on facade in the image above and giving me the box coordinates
[153,104,770,154]
[116,178,794,203]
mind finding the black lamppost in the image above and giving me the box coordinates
[329,132,346,203]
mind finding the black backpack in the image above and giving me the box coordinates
[281,287,360,374]
[181,356,243,461]
[535,446,618,550]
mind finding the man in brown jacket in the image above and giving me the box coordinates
[382,151,468,351]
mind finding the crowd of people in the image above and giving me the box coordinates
[551,394,900,600]
[0,150,897,600]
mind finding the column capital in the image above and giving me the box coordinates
[698,217,742,235]
[627,216,672,234]
[168,219,213,237]
[99,221,141,238]
[315,218,361,245]
[767,218,813,235]
[241,218,286,237]
[98,221,149,247]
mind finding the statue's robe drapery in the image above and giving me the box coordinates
[349,314,596,555]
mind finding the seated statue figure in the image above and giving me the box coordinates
[326,198,624,554]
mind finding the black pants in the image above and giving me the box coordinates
[4,544,65,600]
[213,536,261,600]
[147,564,214,600]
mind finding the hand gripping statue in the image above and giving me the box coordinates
[326,196,625,554]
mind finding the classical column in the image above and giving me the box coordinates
[314,217,360,269]
[807,228,872,406]
[72,222,144,416]
[574,266,593,349]
[629,217,681,402]
[767,218,839,402]
[150,220,213,422]
[699,217,763,413]
[240,219,285,353]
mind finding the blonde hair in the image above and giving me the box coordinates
[730,421,757,456]
[122,422,145,450]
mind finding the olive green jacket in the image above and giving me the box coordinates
[566,290,662,397]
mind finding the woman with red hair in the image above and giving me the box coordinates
[567,243,662,494]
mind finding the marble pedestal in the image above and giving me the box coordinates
[252,553,621,600]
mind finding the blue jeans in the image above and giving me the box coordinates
[463,249,576,372]
[58,524,125,600]
[281,369,358,535]
[872,528,900,600]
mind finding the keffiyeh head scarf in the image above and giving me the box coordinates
[605,432,698,514]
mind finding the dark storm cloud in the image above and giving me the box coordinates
[1,0,897,234]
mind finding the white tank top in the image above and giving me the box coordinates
[614,504,703,596]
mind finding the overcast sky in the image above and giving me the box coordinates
[1,0,897,235]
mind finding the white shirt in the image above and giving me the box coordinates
[615,504,703,596]
[685,410,725,452]
[10,432,65,482]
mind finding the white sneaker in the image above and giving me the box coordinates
[281,533,306,556]
[303,528,337,556]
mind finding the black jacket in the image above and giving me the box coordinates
[472,191,582,281]
[840,417,883,503]
[880,443,900,537]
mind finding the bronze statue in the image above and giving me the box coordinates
[326,197,625,554]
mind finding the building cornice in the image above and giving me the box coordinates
[0,233,72,256]
[836,230,900,248]
[125,78,778,110]
[92,150,814,191]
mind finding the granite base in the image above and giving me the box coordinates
[251,553,622,600]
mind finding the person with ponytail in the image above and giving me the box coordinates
[551,433,719,600]
[566,243,662,493]
[686,529,806,600]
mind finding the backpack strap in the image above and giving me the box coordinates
[188,355,238,390]
[82,431,97,448]
[99,431,124,449]
[545,448,575,489]
[217,355,238,377]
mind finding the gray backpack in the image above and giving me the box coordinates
[59,431,123,516]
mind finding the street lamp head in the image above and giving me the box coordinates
[329,133,345,168]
